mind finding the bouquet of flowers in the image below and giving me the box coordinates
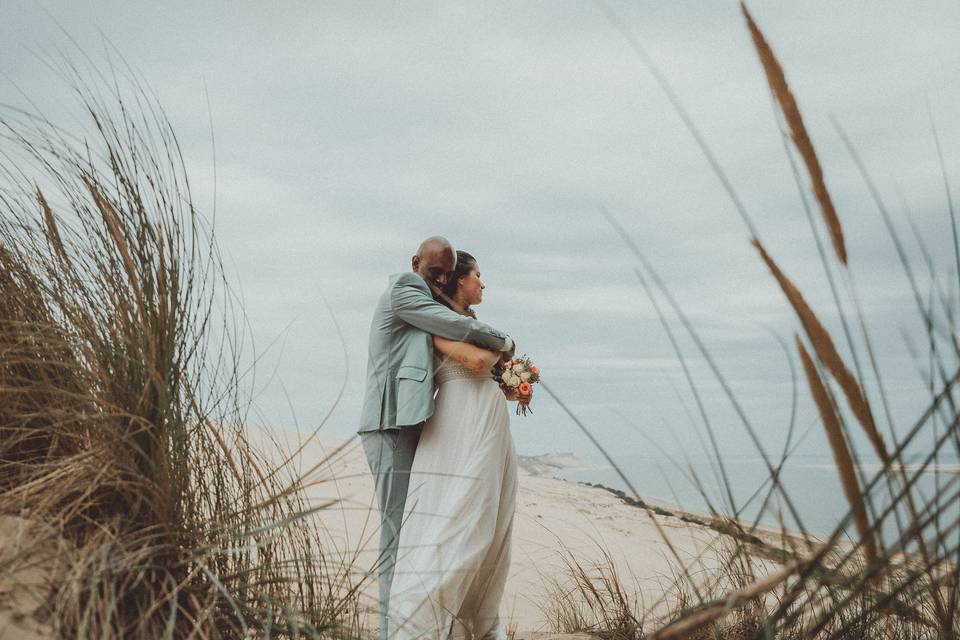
[496,355,540,416]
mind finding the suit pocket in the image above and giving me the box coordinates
[396,365,427,382]
[395,365,428,424]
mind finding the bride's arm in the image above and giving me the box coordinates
[433,336,500,372]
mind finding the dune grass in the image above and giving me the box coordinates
[540,3,960,639]
[0,59,363,638]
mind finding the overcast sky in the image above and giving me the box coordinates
[3,1,959,466]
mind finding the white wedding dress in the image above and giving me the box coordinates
[387,355,518,640]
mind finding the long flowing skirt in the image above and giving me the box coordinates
[387,376,517,640]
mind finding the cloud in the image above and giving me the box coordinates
[2,0,958,460]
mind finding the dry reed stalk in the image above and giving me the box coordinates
[796,335,878,564]
[37,187,69,266]
[741,19,957,627]
[752,238,888,462]
[81,173,146,310]
[741,2,847,265]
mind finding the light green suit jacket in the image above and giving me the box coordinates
[358,272,511,432]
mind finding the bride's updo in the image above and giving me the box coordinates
[440,250,478,318]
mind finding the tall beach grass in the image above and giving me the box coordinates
[0,59,362,638]
[541,3,960,639]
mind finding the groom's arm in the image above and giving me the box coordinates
[391,273,513,352]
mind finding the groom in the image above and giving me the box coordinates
[358,236,514,639]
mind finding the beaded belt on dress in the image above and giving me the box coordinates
[433,359,493,385]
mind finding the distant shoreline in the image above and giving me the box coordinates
[515,451,594,477]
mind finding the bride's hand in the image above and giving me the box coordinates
[503,388,518,401]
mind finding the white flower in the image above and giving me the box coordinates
[505,374,520,387]
[519,371,531,382]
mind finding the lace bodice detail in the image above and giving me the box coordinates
[433,355,494,385]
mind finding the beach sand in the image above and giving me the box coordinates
[251,427,783,635]
[0,426,787,639]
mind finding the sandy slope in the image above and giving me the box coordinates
[251,427,761,635]
[0,426,781,639]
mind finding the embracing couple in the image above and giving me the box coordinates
[358,236,532,640]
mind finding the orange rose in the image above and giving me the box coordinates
[518,381,532,396]
[530,366,539,375]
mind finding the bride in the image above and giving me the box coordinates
[387,251,527,640]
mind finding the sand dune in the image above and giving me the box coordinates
[252,427,780,635]
[0,426,784,638]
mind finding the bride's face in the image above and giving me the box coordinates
[458,265,485,306]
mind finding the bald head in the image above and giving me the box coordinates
[412,236,456,288]
[417,236,453,256]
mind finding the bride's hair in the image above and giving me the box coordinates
[440,250,477,318]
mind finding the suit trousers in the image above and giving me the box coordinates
[360,426,422,640]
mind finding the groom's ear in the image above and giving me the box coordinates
[411,254,420,272]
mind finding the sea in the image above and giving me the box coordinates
[558,451,960,542]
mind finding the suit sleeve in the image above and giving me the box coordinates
[391,277,510,352]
